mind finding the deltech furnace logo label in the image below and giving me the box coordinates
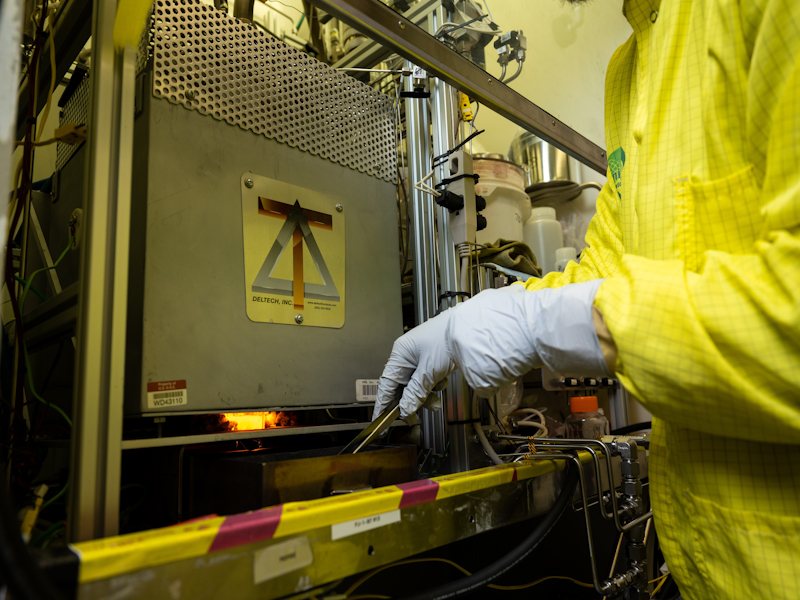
[241,175,345,328]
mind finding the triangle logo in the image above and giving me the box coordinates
[251,198,340,309]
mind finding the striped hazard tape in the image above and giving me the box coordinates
[74,457,570,584]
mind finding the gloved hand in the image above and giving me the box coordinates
[374,280,610,421]
[445,280,610,398]
[373,310,457,422]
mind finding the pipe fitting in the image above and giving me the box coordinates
[622,479,642,496]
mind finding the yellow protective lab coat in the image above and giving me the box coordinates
[523,0,800,597]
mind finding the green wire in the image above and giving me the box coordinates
[15,240,74,539]
[20,237,74,427]
[13,275,46,301]
[30,520,63,546]
[41,483,68,511]
[295,13,304,30]
[41,525,62,548]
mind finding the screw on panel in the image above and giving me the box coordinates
[244,178,254,188]
[399,21,405,29]
[185,90,196,101]
[295,314,304,324]
[336,204,343,212]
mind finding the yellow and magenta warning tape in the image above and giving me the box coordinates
[74,457,570,584]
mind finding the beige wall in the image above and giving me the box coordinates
[476,0,632,158]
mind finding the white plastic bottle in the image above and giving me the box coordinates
[523,207,564,274]
[554,247,578,272]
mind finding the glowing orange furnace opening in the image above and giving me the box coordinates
[222,411,297,431]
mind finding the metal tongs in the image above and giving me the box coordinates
[338,396,401,455]
[338,379,448,455]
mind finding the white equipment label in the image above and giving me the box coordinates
[253,536,313,584]
[331,510,401,541]
[356,379,379,402]
[147,380,187,409]
[412,65,427,79]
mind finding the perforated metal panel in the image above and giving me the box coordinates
[150,0,397,183]
[56,75,90,171]
[136,11,153,75]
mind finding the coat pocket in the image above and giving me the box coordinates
[685,490,800,600]
[688,166,766,268]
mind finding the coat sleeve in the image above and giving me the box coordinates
[594,59,800,444]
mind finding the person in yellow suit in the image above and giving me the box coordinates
[373,0,800,597]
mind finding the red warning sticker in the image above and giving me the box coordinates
[147,380,188,409]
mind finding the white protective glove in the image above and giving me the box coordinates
[373,310,456,422]
[374,280,610,420]
[445,280,610,398]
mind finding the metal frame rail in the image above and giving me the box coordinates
[307,0,609,174]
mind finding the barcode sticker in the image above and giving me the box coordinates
[147,380,188,409]
[356,379,380,402]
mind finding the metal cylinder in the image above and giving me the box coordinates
[508,131,571,187]
[232,0,254,21]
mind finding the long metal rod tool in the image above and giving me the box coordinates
[338,398,400,455]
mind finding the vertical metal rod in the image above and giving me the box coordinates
[103,45,136,536]
[428,6,471,471]
[404,60,445,455]
[69,0,135,541]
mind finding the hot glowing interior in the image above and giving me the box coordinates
[222,411,291,431]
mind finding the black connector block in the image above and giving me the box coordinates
[436,190,464,213]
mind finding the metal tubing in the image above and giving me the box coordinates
[522,453,604,593]
[500,435,653,534]
[306,0,608,173]
[403,61,445,455]
[501,435,624,528]
[504,440,612,519]
[502,61,524,84]
[69,0,136,540]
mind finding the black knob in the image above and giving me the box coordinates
[475,195,486,212]
[435,190,464,213]
[476,214,487,231]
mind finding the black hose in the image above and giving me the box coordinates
[610,421,652,436]
[396,465,580,600]
[0,467,64,600]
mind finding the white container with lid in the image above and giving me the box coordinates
[554,247,578,273]
[523,207,564,274]
[472,156,531,245]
